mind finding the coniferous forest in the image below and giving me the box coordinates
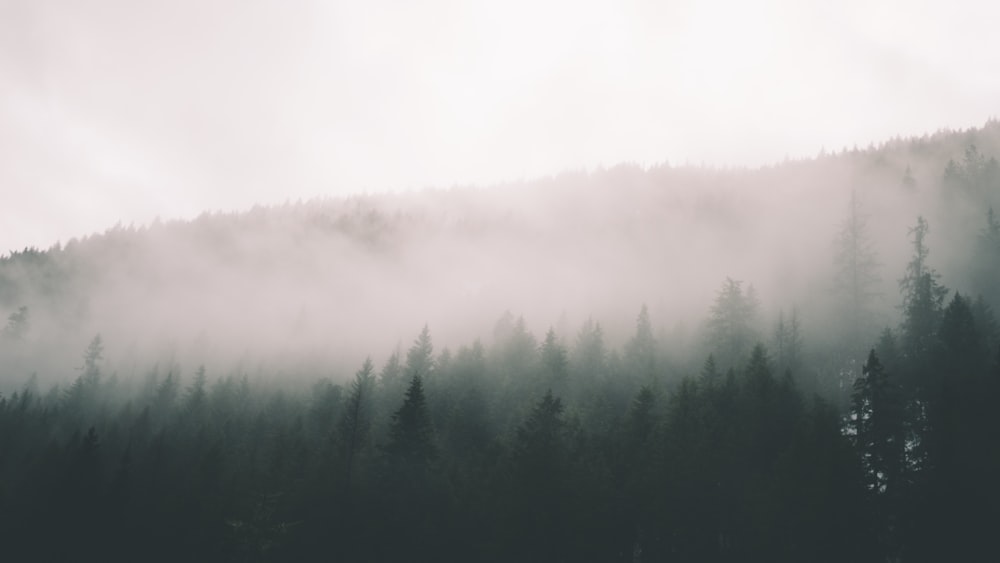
[3,125,1000,562]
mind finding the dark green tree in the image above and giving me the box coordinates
[339,357,375,491]
[850,350,906,558]
[899,217,948,365]
[511,390,569,561]
[385,375,436,467]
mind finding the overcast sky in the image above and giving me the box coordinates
[2,0,998,251]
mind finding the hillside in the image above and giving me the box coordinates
[2,122,1000,561]
[2,121,999,388]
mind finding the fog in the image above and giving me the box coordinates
[4,1,1000,251]
[1,122,998,392]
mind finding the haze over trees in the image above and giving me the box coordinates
[2,123,1000,561]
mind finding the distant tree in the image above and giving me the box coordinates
[82,334,104,379]
[571,317,606,379]
[185,365,208,413]
[405,325,435,380]
[942,144,1000,203]
[773,307,803,376]
[706,278,760,369]
[744,343,774,395]
[380,348,402,387]
[65,335,105,410]
[971,295,999,350]
[833,192,881,358]
[625,305,657,379]
[971,208,1000,308]
[540,328,568,382]
[901,165,917,191]
[495,315,538,378]
[3,305,29,340]
[899,217,948,365]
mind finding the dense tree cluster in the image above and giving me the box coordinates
[2,132,1000,561]
[1,255,997,561]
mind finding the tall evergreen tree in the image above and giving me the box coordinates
[851,350,907,559]
[773,307,803,376]
[571,317,606,379]
[937,293,984,377]
[339,358,375,491]
[833,192,881,358]
[385,375,436,467]
[540,328,568,382]
[851,351,906,497]
[899,217,948,365]
[625,305,657,380]
[405,325,435,380]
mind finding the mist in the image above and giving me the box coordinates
[0,122,997,393]
[4,2,1000,560]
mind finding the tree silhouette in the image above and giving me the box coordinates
[385,375,436,467]
[339,357,375,492]
[833,192,881,357]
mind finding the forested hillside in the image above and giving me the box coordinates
[2,122,1000,561]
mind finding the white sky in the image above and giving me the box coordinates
[1,0,999,251]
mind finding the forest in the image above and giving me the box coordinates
[1,123,1000,561]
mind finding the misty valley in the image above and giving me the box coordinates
[2,123,1000,562]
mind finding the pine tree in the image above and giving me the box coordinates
[972,208,1000,308]
[572,317,606,379]
[774,307,803,376]
[511,390,570,561]
[938,293,983,377]
[851,350,907,558]
[833,192,881,358]
[626,305,657,379]
[3,306,29,340]
[700,354,721,387]
[339,358,375,492]
[185,365,208,414]
[380,348,402,387]
[851,351,906,496]
[385,375,436,467]
[65,335,105,412]
[540,328,568,381]
[899,217,948,365]
[405,325,435,380]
